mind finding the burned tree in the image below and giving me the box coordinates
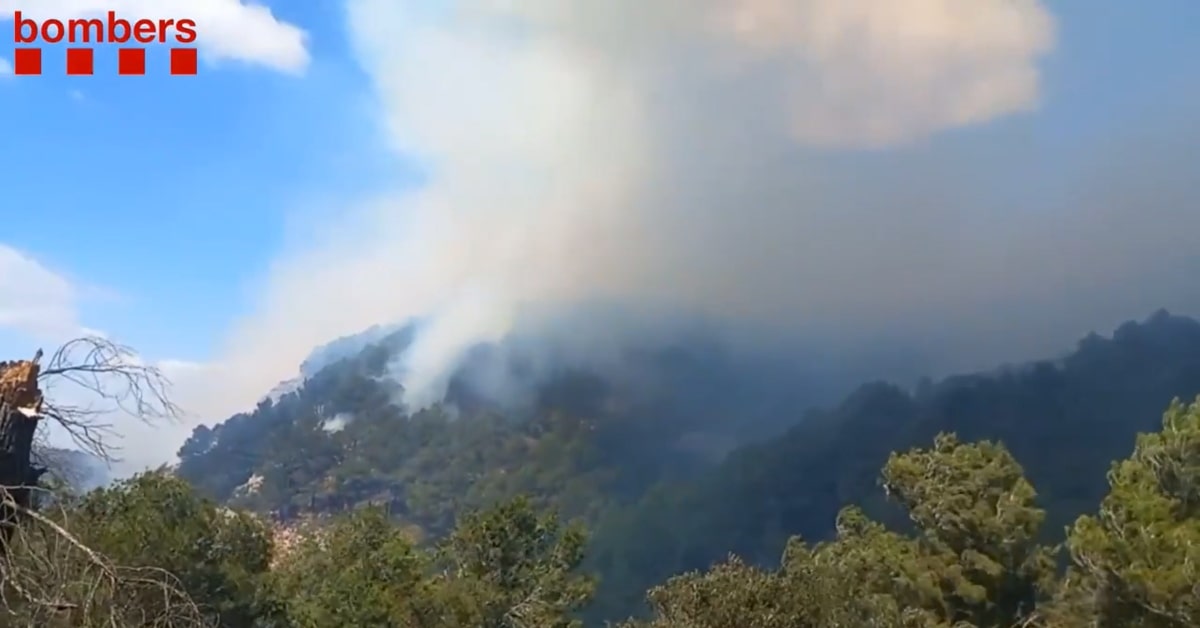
[0,357,45,552]
[0,338,205,626]
[0,337,181,550]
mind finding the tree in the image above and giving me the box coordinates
[0,356,50,552]
[0,485,205,627]
[37,337,181,464]
[272,506,432,627]
[1,338,179,550]
[880,433,1056,626]
[1048,397,1200,627]
[67,472,280,627]
[436,496,595,628]
[805,507,948,627]
[628,434,1058,628]
[0,339,204,626]
[623,555,807,628]
[273,497,594,628]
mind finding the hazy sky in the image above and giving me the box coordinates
[1,0,1199,473]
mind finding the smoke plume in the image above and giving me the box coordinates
[174,0,1200,425]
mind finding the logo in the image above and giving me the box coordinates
[10,11,198,75]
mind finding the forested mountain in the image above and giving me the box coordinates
[586,309,1200,618]
[174,308,1200,622]
[175,323,847,532]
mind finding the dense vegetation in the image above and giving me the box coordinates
[175,326,839,533]
[169,310,1200,623]
[18,392,1200,626]
[5,310,1200,625]
[586,310,1200,618]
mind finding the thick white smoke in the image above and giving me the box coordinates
[204,0,1055,411]
[171,0,1200,428]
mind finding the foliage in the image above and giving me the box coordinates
[175,328,833,539]
[625,399,1200,628]
[64,472,281,627]
[435,496,594,628]
[0,486,205,627]
[272,497,594,628]
[0,339,205,627]
[880,434,1056,625]
[116,310,1200,626]
[586,310,1200,619]
[271,507,433,627]
[1047,398,1200,627]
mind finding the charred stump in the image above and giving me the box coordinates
[0,357,45,556]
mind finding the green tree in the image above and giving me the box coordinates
[622,555,806,628]
[273,507,435,627]
[881,433,1056,626]
[809,507,947,627]
[436,496,595,628]
[67,471,280,627]
[1049,397,1200,627]
[628,433,1057,628]
[274,497,593,628]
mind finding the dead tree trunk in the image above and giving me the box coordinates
[0,357,45,555]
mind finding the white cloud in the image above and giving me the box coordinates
[0,245,164,475]
[158,358,208,374]
[0,0,309,74]
[454,0,1056,147]
[0,246,207,477]
[0,244,82,341]
[0,57,11,75]
[705,0,1055,146]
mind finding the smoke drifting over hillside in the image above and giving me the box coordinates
[172,0,1200,425]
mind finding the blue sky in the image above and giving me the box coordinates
[1,0,1199,470]
[0,0,409,360]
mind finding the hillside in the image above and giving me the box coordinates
[586,309,1200,618]
[174,324,848,533]
[175,309,1200,622]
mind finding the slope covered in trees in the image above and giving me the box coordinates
[22,394,1200,627]
[4,312,1200,625]
[621,398,1200,628]
[174,326,852,534]
[172,309,1200,623]
[587,309,1200,618]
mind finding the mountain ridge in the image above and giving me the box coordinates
[173,308,1200,621]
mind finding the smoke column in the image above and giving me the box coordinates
[184,0,1200,420]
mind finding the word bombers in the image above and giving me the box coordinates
[10,10,198,75]
[14,11,196,44]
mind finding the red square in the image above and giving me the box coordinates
[66,48,94,75]
[118,48,145,75]
[170,48,197,75]
[13,48,41,75]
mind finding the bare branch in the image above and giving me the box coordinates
[36,337,181,463]
[0,485,208,627]
[0,347,203,625]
